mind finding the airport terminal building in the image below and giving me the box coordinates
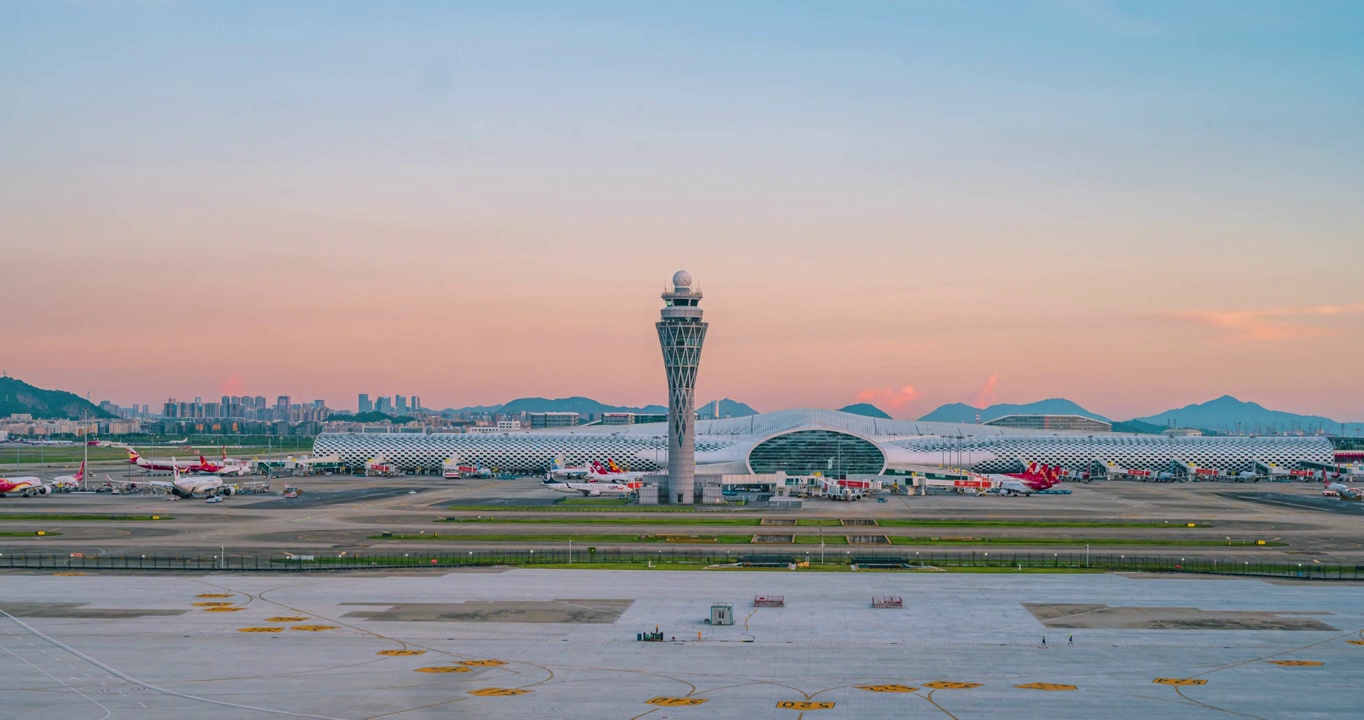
[314,409,1333,478]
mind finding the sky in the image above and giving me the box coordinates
[2,1,1362,421]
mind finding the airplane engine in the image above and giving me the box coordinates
[36,485,52,495]
[221,486,237,496]
[588,489,602,497]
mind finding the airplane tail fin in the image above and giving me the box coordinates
[76,461,85,481]
[551,455,564,471]
[608,459,624,473]
[128,449,140,462]
[200,455,209,466]
[222,446,227,461]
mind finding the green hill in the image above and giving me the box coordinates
[0,377,114,420]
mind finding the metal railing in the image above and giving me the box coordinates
[0,549,1358,580]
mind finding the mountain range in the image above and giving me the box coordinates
[918,395,1363,435]
[0,377,114,420]
[919,398,1109,424]
[441,396,758,420]
[1133,395,1364,435]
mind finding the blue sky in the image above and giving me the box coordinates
[2,1,1362,419]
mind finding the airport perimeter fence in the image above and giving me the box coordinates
[1,548,1360,581]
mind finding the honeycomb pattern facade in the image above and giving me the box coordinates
[313,432,738,473]
[315,409,1335,476]
[887,434,1333,474]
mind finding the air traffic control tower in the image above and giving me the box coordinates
[657,270,708,504]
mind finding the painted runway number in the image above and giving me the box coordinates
[1267,660,1323,667]
[416,666,472,673]
[647,697,708,706]
[460,660,507,667]
[1153,678,1207,686]
[776,701,834,710]
[923,681,981,690]
[857,684,918,693]
[377,650,426,656]
[468,688,530,697]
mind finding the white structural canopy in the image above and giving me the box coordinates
[313,408,1333,476]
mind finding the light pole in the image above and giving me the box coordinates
[1085,544,1089,568]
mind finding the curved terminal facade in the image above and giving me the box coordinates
[314,409,1333,476]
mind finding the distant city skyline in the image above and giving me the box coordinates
[3,2,1361,421]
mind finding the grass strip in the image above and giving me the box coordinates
[439,516,1199,529]
[373,533,1275,547]
[439,516,844,527]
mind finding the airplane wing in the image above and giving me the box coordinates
[103,475,175,489]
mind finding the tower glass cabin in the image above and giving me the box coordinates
[656,270,707,503]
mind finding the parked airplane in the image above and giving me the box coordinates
[0,459,87,498]
[545,456,591,481]
[1323,478,1363,500]
[589,460,649,481]
[107,464,266,498]
[985,463,1062,494]
[542,478,641,497]
[0,475,51,497]
[128,450,202,472]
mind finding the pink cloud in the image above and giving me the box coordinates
[970,374,999,407]
[854,385,920,416]
[1156,304,1364,343]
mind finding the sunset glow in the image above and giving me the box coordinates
[2,1,1361,420]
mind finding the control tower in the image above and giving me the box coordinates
[656,270,708,504]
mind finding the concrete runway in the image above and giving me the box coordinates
[2,569,1362,719]
[2,477,1364,562]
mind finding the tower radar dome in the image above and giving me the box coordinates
[672,270,693,289]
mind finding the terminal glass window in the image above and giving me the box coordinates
[748,430,885,477]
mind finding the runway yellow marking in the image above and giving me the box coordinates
[416,666,472,673]
[265,616,309,622]
[1015,683,1076,691]
[377,650,426,656]
[236,627,284,633]
[192,602,234,607]
[1154,678,1207,686]
[1347,640,1364,646]
[196,593,234,598]
[467,688,530,697]
[1267,660,1323,667]
[203,607,244,612]
[646,697,707,706]
[289,625,338,631]
[922,681,981,690]
[856,684,917,692]
[459,660,507,667]
[776,701,834,710]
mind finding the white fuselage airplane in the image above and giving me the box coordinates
[542,478,639,497]
[108,464,263,498]
[0,462,84,497]
[546,456,591,480]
